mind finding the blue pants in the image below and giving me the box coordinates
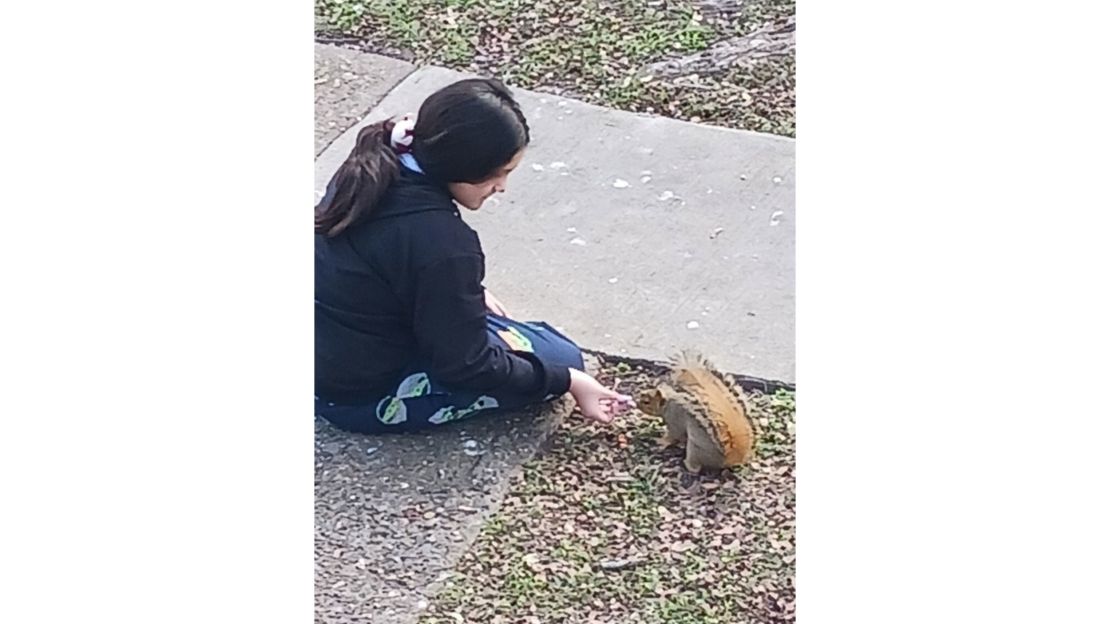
[315,315,584,433]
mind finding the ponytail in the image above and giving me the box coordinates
[314,119,400,237]
[316,78,531,236]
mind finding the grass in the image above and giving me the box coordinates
[417,356,796,623]
[316,0,796,136]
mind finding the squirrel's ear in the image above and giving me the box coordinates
[637,388,662,411]
[653,388,669,407]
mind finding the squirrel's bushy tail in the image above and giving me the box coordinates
[671,349,721,375]
[670,349,749,405]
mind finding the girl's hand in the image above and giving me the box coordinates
[568,368,634,424]
[484,288,511,318]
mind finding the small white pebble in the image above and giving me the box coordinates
[686,321,700,330]
[707,188,714,194]
[750,205,757,210]
[366,447,379,455]
[566,226,577,233]
[550,161,568,169]
[532,163,544,172]
[773,176,783,184]
[710,227,724,239]
[416,600,429,610]
[570,237,587,246]
[770,210,784,226]
[557,100,567,107]
[658,190,675,201]
[740,174,748,181]
[640,175,652,184]
[613,179,630,189]
[608,277,619,284]
[463,440,478,449]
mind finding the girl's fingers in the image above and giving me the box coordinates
[600,399,625,412]
[597,400,627,419]
[590,391,634,424]
[592,409,614,424]
[602,395,632,404]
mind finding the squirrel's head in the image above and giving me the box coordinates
[636,387,667,415]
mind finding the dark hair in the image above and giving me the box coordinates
[315,78,530,237]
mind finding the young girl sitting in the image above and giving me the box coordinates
[315,77,632,433]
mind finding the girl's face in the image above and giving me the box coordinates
[448,149,525,211]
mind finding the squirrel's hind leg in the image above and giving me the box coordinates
[683,450,703,473]
[685,423,727,471]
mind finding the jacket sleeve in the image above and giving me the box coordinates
[411,253,571,399]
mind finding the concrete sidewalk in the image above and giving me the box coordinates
[315,45,414,156]
[315,399,572,624]
[315,67,795,384]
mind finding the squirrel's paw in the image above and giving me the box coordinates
[657,434,681,448]
[683,456,703,473]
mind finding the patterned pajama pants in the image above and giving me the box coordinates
[315,315,584,433]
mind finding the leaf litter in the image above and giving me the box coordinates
[420,356,796,624]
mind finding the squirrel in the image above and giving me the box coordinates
[636,351,755,473]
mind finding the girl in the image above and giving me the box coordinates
[315,77,632,433]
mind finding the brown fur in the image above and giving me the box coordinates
[637,352,755,472]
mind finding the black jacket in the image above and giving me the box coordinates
[315,167,572,404]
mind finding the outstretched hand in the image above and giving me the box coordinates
[569,368,635,424]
